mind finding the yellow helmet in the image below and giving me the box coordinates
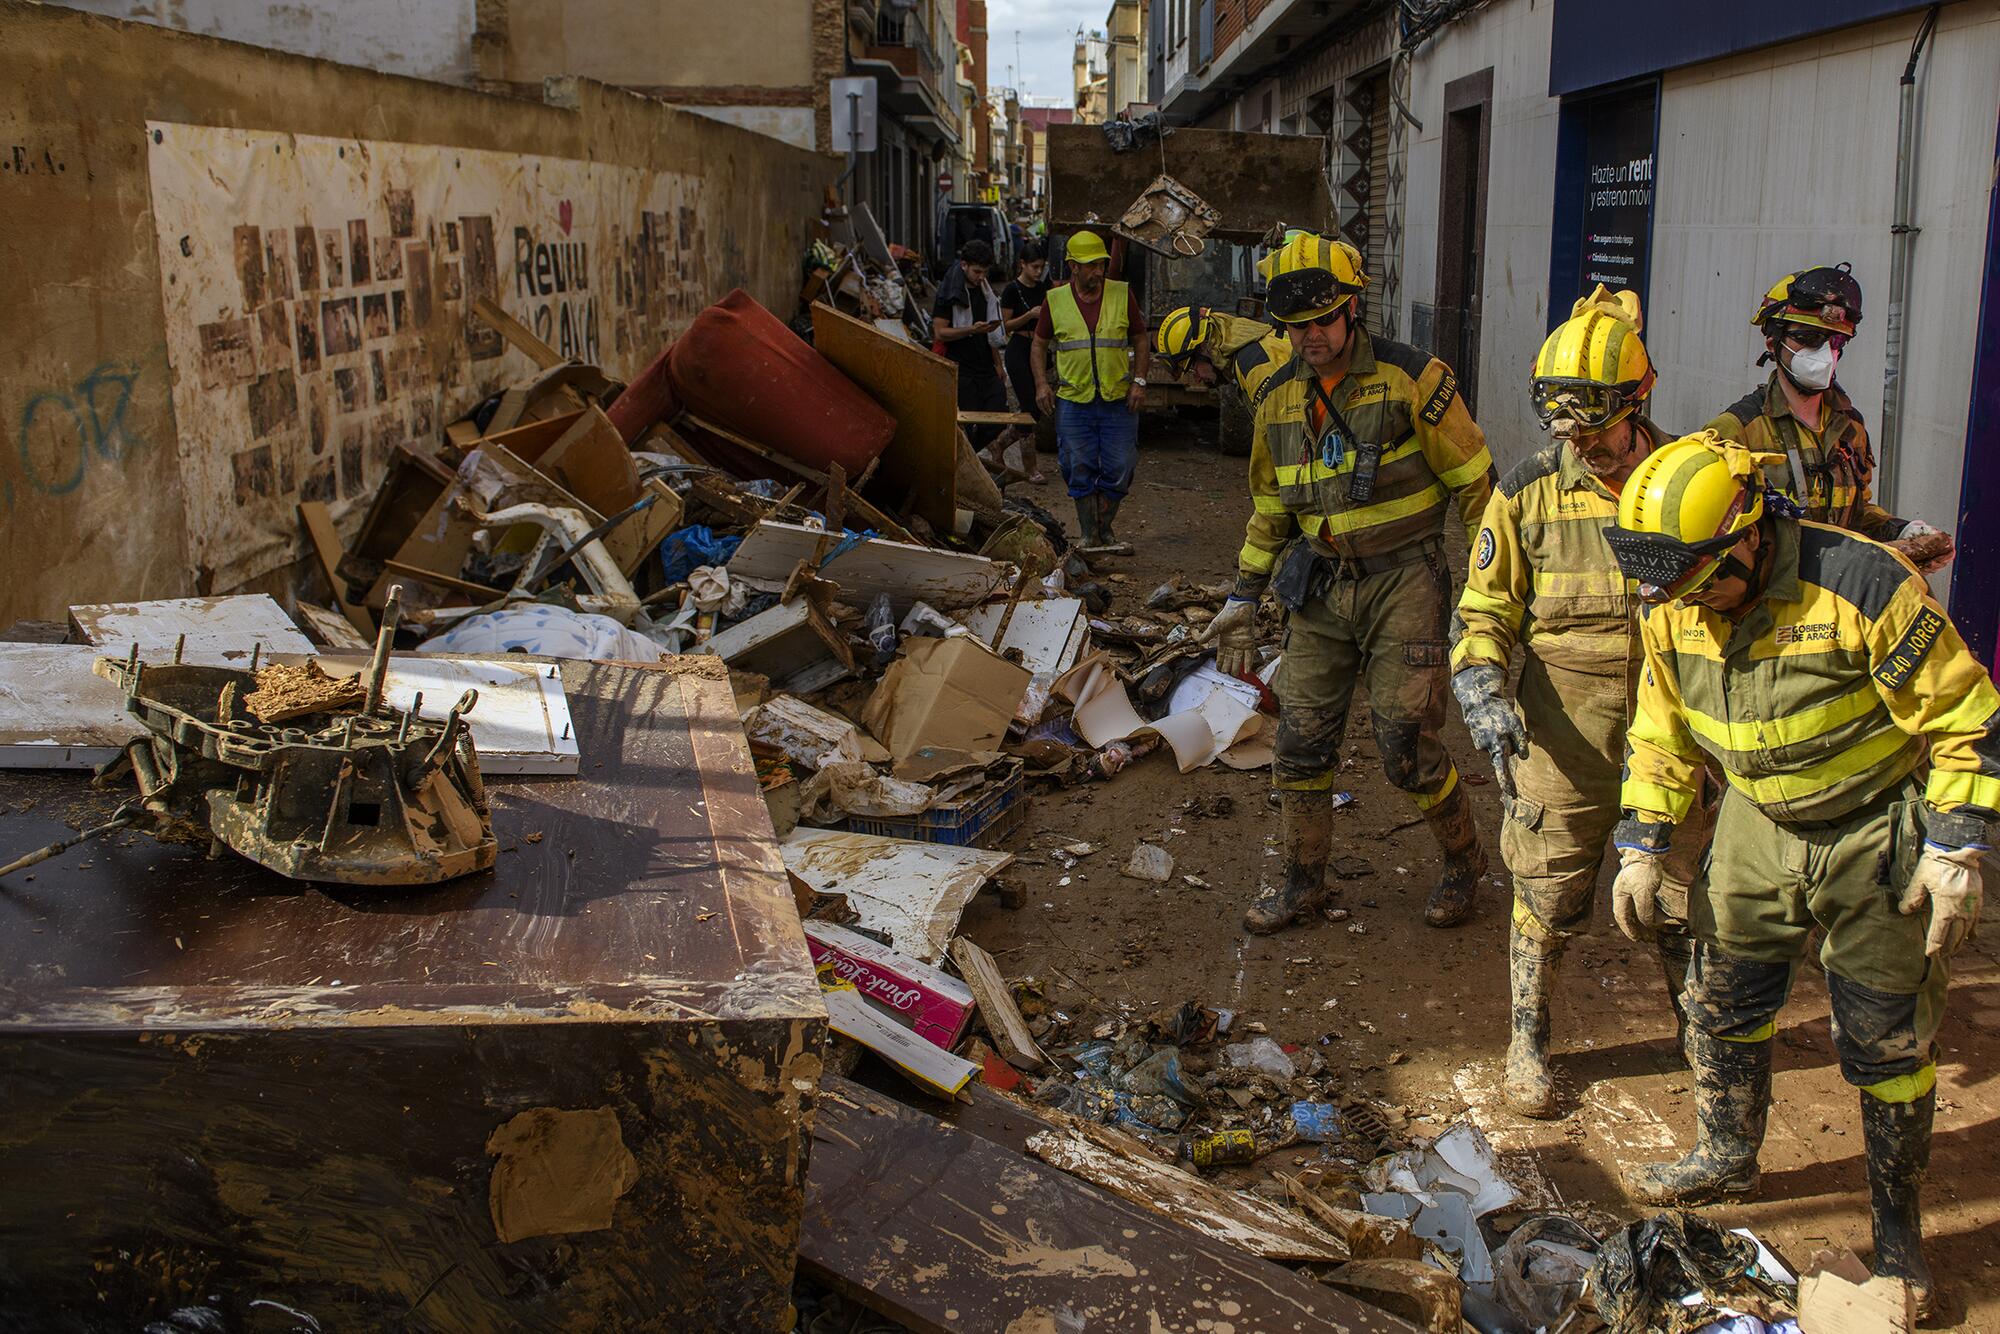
[1154,306,1218,367]
[1605,432,1781,602]
[1753,263,1861,336]
[1262,231,1368,324]
[1531,285,1655,432]
[1066,229,1110,265]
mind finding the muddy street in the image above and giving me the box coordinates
[959,426,2000,1332]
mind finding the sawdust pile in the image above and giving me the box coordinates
[243,661,365,723]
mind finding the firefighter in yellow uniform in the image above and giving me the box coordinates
[1705,264,1955,573]
[1201,232,1495,933]
[1451,286,1710,1117]
[1605,434,1996,1312]
[1153,305,1295,407]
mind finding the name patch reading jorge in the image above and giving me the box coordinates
[1873,607,1945,690]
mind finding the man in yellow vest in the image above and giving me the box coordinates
[1452,286,1709,1116]
[1032,230,1151,547]
[1204,232,1495,932]
[1606,434,1996,1313]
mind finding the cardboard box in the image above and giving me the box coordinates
[804,920,974,1050]
[860,636,1031,761]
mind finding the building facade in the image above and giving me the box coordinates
[1149,0,2000,657]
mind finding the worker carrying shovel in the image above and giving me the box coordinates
[1450,286,1711,1119]
[1204,231,1495,935]
[1606,432,1996,1316]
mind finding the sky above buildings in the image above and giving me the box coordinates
[986,0,1086,105]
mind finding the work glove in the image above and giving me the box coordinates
[1899,841,1986,958]
[1891,519,1955,575]
[1610,819,1674,943]
[1451,664,1528,762]
[1202,596,1259,679]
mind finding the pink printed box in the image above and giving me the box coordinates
[803,920,974,1051]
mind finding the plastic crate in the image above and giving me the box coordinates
[846,757,1026,848]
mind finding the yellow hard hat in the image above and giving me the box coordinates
[1262,231,1368,325]
[1605,432,1779,601]
[1530,285,1655,432]
[1066,230,1110,264]
[1753,263,1861,336]
[1154,306,1217,366]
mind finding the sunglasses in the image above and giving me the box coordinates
[1781,327,1848,352]
[1294,309,1348,329]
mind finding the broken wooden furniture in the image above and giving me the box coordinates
[0,658,823,1328]
[61,589,497,887]
[801,1077,1422,1334]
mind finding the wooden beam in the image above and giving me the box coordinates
[472,295,566,370]
[949,938,1046,1071]
[955,410,1035,427]
[684,412,920,545]
[296,501,376,639]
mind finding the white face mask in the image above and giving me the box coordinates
[1783,339,1838,391]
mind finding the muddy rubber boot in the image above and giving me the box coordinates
[1864,1089,1935,1316]
[1503,924,1563,1119]
[1420,784,1486,927]
[1242,790,1334,934]
[1657,928,1695,1069]
[1073,495,1100,548]
[1624,1027,1768,1205]
[1098,494,1122,543]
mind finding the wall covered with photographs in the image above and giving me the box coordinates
[148,125,712,590]
[0,1,832,623]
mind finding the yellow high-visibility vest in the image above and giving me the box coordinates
[1047,280,1132,404]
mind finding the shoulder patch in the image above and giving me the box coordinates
[1796,524,1913,622]
[1475,528,1496,570]
[1498,447,1561,500]
[1874,606,1947,692]
[1368,336,1434,382]
[1417,367,1459,426]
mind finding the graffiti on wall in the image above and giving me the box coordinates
[4,360,148,512]
[146,123,713,591]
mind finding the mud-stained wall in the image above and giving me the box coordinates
[0,0,834,624]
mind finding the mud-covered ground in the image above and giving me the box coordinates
[957,424,2000,1331]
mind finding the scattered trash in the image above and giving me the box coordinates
[1188,1129,1257,1168]
[1289,1102,1342,1142]
[1223,1036,1295,1080]
[1122,842,1175,882]
[1490,1214,1597,1329]
[1589,1211,1797,1334]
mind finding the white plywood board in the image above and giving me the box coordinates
[961,597,1088,676]
[0,645,577,775]
[781,827,1013,964]
[728,521,1006,613]
[67,594,315,661]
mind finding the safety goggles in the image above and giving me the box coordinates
[1531,378,1632,430]
[1603,527,1742,603]
[1772,302,1856,337]
[1268,270,1361,324]
[1778,325,1849,352]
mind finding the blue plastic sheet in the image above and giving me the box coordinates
[658,525,741,586]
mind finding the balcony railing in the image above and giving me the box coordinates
[870,6,942,92]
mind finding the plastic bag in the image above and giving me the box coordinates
[1223,1036,1295,1080]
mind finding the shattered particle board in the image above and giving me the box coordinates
[1024,1118,1348,1263]
[728,521,1005,614]
[801,1076,1420,1334]
[294,603,374,651]
[241,660,364,723]
[782,828,1011,965]
[705,600,848,697]
[949,937,1046,1071]
[67,594,314,662]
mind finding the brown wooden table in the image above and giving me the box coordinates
[0,657,824,1330]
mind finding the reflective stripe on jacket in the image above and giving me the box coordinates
[1047,280,1132,404]
[1623,519,2000,826]
[1239,330,1494,576]
[1704,375,1904,541]
[1452,419,1669,678]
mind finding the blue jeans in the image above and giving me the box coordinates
[1055,397,1139,499]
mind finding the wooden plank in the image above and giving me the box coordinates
[729,520,1005,614]
[801,1076,1419,1334]
[809,303,958,535]
[781,828,1012,965]
[682,412,919,545]
[956,410,1035,427]
[67,595,314,660]
[296,501,376,639]
[949,938,1047,1071]
[820,986,976,1097]
[1025,1119,1350,1264]
[293,604,372,651]
[471,294,566,370]
[381,559,506,600]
